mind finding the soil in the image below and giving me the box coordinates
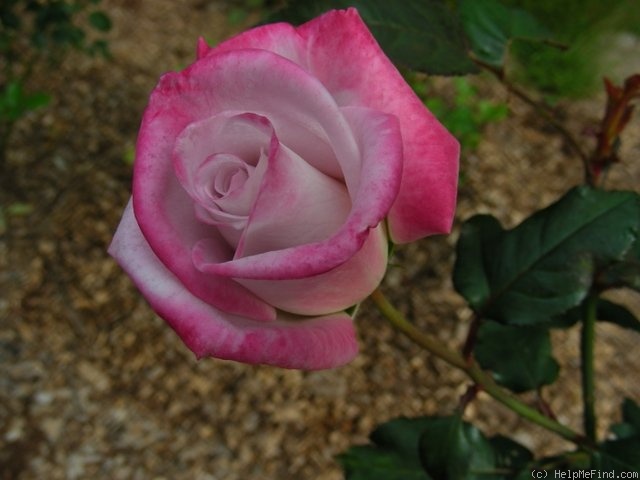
[1,1,639,479]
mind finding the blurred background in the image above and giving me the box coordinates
[1,1,639,479]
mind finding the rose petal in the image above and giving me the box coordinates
[109,200,358,369]
[206,23,308,68]
[237,223,388,315]
[213,8,460,243]
[173,113,272,247]
[200,106,402,280]
[152,49,359,186]
[236,132,352,258]
[300,9,460,242]
[114,200,275,321]
[196,36,210,59]
[173,112,272,192]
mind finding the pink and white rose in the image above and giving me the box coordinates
[109,8,459,369]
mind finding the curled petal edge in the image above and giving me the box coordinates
[109,201,359,370]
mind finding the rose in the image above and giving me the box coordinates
[109,8,459,370]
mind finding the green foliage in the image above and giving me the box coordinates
[339,415,534,480]
[338,417,433,480]
[418,415,532,479]
[122,144,135,167]
[502,0,640,97]
[352,414,640,480]
[475,322,559,392]
[416,77,508,150]
[0,0,111,164]
[610,398,640,439]
[552,299,640,332]
[453,187,640,326]
[0,81,51,122]
[88,10,111,32]
[419,415,492,479]
[266,0,567,76]
[10,0,113,56]
[458,0,553,68]
[227,0,265,26]
[511,45,597,99]
[594,399,640,472]
[336,2,639,477]
[266,0,478,75]
[5,202,34,216]
[597,236,640,293]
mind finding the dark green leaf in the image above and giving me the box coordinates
[453,187,640,325]
[420,415,507,480]
[550,299,640,332]
[611,423,637,439]
[596,399,640,473]
[599,261,640,292]
[88,11,112,32]
[593,438,640,473]
[547,304,582,329]
[595,299,640,332]
[622,398,640,430]
[369,417,431,457]
[339,446,431,480]
[489,436,533,474]
[266,0,478,75]
[338,417,432,480]
[453,215,502,310]
[610,398,640,439]
[598,237,640,292]
[475,322,559,392]
[517,451,591,477]
[459,0,554,67]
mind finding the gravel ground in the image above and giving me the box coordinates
[1,1,639,479]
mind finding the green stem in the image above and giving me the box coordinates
[370,288,587,445]
[581,295,598,442]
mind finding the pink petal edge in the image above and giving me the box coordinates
[298,8,460,242]
[109,200,359,370]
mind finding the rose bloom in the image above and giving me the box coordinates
[109,8,459,369]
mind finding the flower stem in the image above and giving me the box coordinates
[581,295,598,442]
[369,288,587,445]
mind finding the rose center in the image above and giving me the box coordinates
[197,153,255,203]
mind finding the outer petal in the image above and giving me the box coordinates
[134,110,276,320]
[211,8,460,243]
[209,23,308,67]
[237,223,388,315]
[113,200,274,321]
[109,200,358,369]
